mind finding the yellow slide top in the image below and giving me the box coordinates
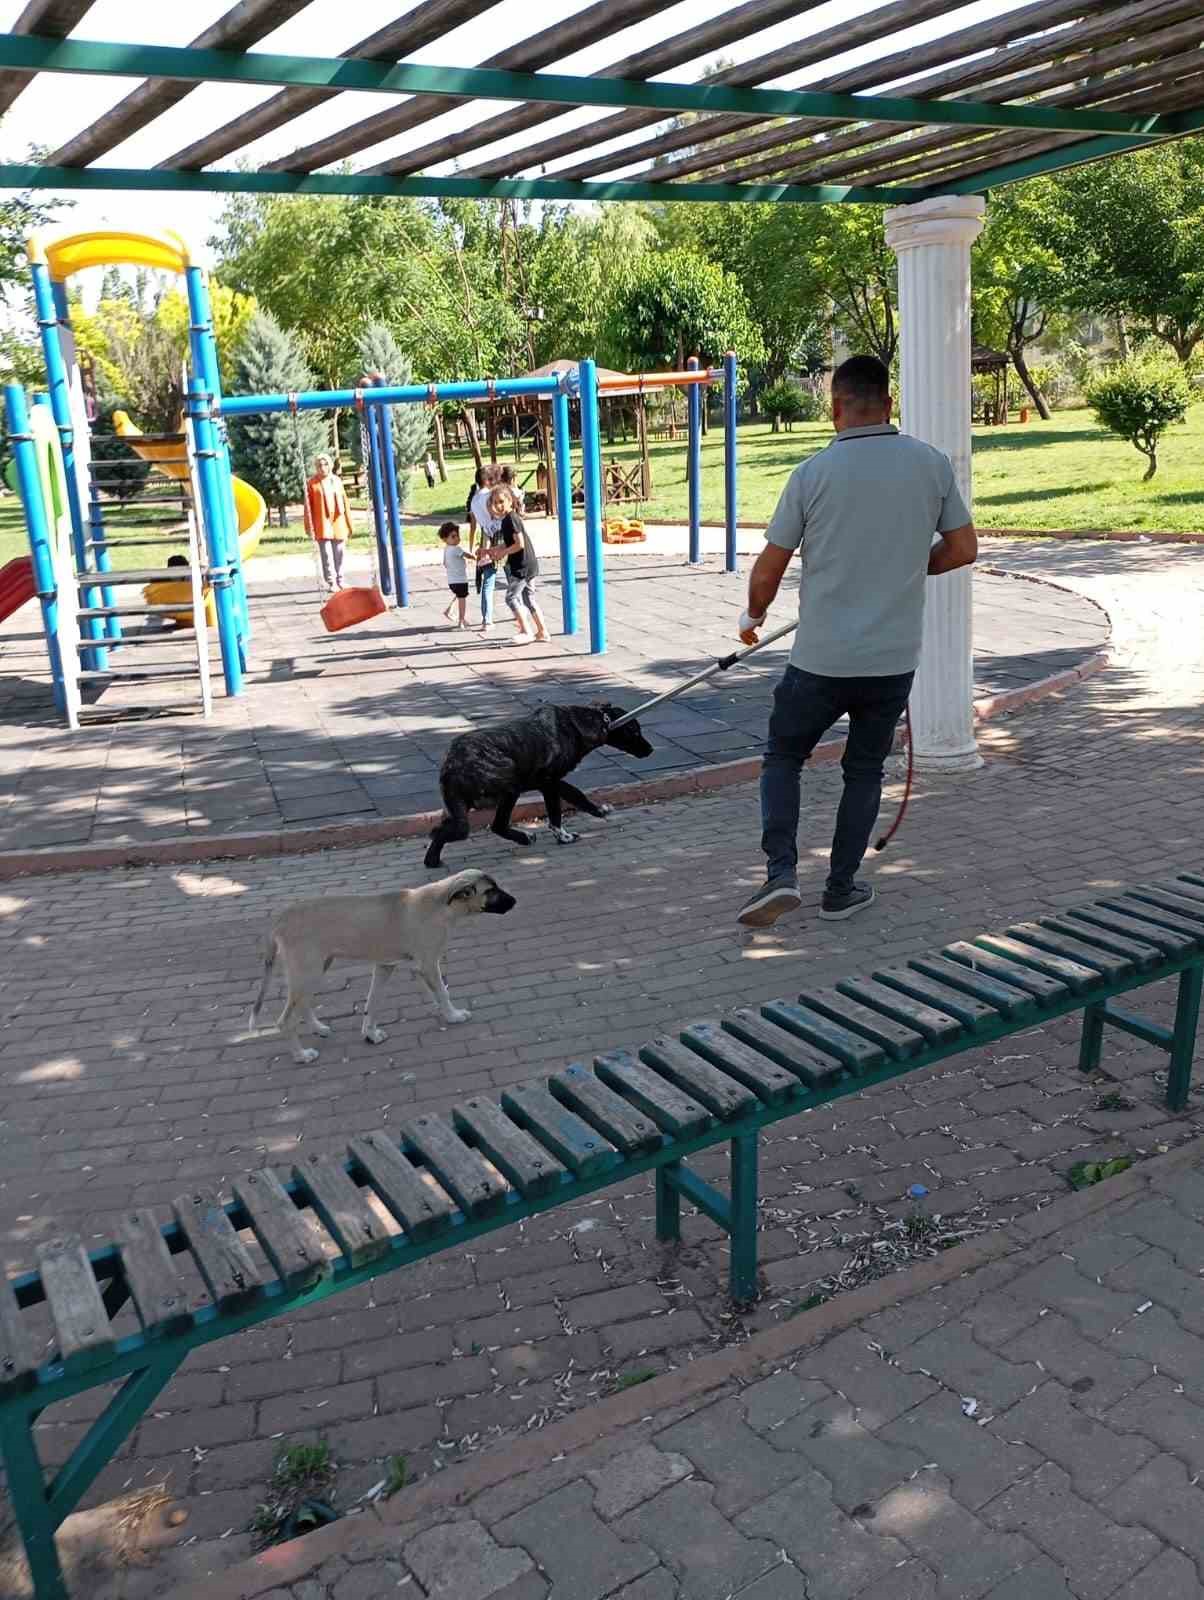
[30,228,193,283]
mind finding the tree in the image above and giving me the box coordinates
[1085,355,1193,480]
[760,379,805,432]
[808,207,898,368]
[226,312,326,524]
[356,322,428,512]
[603,248,764,373]
[156,280,258,393]
[973,181,1068,419]
[526,206,657,363]
[0,170,65,306]
[1045,140,1204,365]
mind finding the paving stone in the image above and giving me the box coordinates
[1003,1255,1141,1341]
[1105,1375,1204,1475]
[1119,1198,1204,1267]
[1108,1548,1203,1600]
[658,1396,804,1516]
[740,1371,831,1433]
[798,1330,940,1428]
[495,1480,658,1600]
[896,1325,1042,1414]
[1107,1304,1204,1392]
[846,1564,937,1600]
[1106,1245,1204,1335]
[769,1395,925,1511]
[617,1478,779,1600]
[331,1564,410,1599]
[607,1308,709,1361]
[1105,1453,1204,1570]
[993,1380,1155,1499]
[870,1474,1038,1599]
[493,1334,603,1384]
[587,1444,694,1520]
[565,1284,666,1331]
[736,1467,906,1600]
[981,1558,1075,1599]
[881,1392,1038,1511]
[610,1574,678,1600]
[985,1462,1160,1594]
[1004,1312,1148,1415]
[405,1518,535,1600]
[728,1562,809,1598]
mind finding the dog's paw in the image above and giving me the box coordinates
[311,1019,332,1038]
[552,826,579,845]
[294,1047,320,1065]
[445,1007,472,1025]
[597,803,613,817]
[362,1023,387,1046]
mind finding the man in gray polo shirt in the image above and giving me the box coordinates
[737,355,977,928]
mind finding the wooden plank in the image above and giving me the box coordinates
[401,1114,508,1218]
[908,954,1036,1018]
[680,1022,800,1103]
[452,1097,567,1197]
[116,1208,191,1338]
[1159,877,1204,906]
[233,1170,332,1292]
[1128,886,1204,927]
[943,941,1068,1003]
[1070,905,1196,957]
[594,1050,712,1137]
[294,1153,389,1268]
[873,965,1001,1031]
[1044,915,1163,969]
[36,1235,114,1371]
[0,1272,39,1395]
[1177,872,1204,890]
[1005,922,1135,982]
[1102,897,1204,946]
[173,1191,261,1312]
[639,1038,757,1120]
[350,1131,453,1241]
[551,1064,663,1154]
[836,976,964,1043]
[758,999,882,1074]
[798,985,928,1058]
[718,1010,846,1089]
[501,1082,617,1177]
[973,934,1101,995]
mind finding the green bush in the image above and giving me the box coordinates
[1085,355,1193,480]
[760,379,806,431]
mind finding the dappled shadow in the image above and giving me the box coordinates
[979,482,1113,506]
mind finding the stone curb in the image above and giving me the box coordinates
[167,1136,1201,1600]
[0,651,1111,883]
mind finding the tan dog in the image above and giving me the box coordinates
[248,869,516,1063]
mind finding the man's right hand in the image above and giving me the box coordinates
[738,608,766,646]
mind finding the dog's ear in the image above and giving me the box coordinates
[565,705,608,742]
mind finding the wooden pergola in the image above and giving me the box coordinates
[971,345,1011,425]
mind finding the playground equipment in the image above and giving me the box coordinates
[0,555,35,625]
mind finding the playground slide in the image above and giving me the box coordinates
[111,411,267,624]
[0,555,35,623]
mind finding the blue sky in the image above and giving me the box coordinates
[0,0,1034,253]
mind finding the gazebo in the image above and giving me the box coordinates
[971,346,1011,426]
[0,0,1200,772]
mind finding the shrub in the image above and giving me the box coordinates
[761,379,806,431]
[1085,355,1193,480]
[226,312,326,524]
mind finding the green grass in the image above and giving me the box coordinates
[2,405,1200,570]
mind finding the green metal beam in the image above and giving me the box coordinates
[0,33,1184,142]
[0,161,924,206]
[936,104,1204,195]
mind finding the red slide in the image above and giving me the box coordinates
[0,556,35,623]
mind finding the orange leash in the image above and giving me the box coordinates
[874,702,913,852]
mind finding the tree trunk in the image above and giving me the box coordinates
[1114,314,1130,359]
[460,405,483,471]
[771,414,780,433]
[432,410,447,481]
[1143,447,1157,481]
[1010,346,1051,421]
[486,405,498,464]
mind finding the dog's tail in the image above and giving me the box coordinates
[248,936,278,1033]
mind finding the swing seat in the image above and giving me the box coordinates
[602,517,647,544]
[320,584,388,633]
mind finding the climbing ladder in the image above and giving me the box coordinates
[61,425,213,729]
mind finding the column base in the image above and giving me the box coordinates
[912,747,985,774]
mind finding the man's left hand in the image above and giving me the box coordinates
[738,608,765,646]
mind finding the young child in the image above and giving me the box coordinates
[488,485,549,646]
[439,521,470,628]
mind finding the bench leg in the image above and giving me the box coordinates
[0,1408,70,1600]
[1078,1001,1105,1075]
[656,1160,682,1244]
[729,1133,759,1304]
[1167,963,1203,1112]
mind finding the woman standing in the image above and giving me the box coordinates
[306,453,354,592]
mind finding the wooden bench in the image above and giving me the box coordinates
[4,872,1204,1599]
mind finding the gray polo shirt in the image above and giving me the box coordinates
[765,424,971,678]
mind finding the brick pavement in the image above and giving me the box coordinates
[0,535,1107,852]
[0,539,1199,1596]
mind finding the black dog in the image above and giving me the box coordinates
[425,703,653,868]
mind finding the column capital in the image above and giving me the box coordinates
[884,193,985,254]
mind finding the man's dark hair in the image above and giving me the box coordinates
[831,355,890,411]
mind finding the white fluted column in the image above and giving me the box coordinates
[884,194,985,771]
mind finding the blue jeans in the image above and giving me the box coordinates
[761,665,914,893]
[478,565,496,624]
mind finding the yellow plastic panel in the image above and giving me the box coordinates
[38,229,192,282]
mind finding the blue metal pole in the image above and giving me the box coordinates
[551,387,577,636]
[723,351,738,574]
[186,266,248,652]
[6,384,65,713]
[374,383,407,608]
[187,377,242,696]
[220,375,562,417]
[30,262,107,667]
[578,359,606,654]
[364,403,393,597]
[687,355,702,565]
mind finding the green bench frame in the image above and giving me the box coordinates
[3,872,1204,1600]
